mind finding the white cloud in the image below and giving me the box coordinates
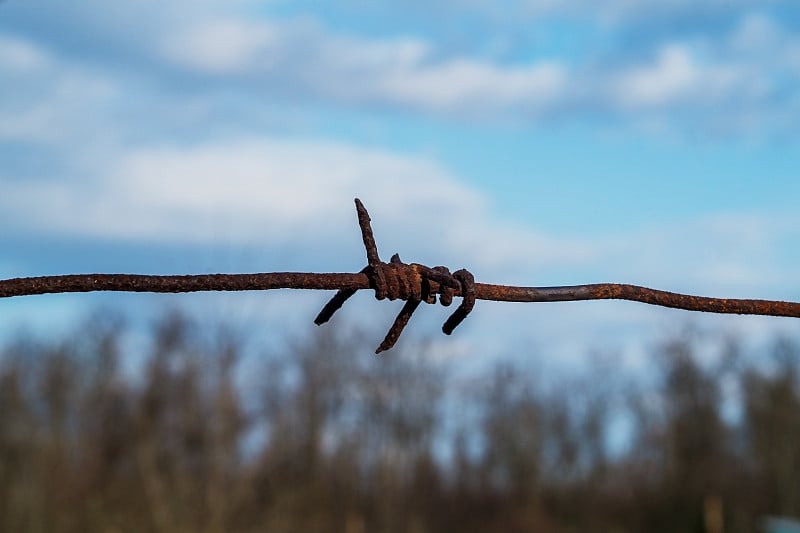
[0,32,117,143]
[0,72,117,143]
[730,13,800,75]
[731,13,781,52]
[162,19,281,75]
[615,45,699,108]
[370,59,566,115]
[613,44,747,110]
[586,212,800,298]
[164,17,431,78]
[6,2,799,132]
[520,0,785,23]
[1,138,478,243]
[158,16,567,119]
[0,33,50,71]
[274,23,563,114]
[144,7,800,132]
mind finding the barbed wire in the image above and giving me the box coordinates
[2,198,799,353]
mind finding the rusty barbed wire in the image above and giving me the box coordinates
[2,198,799,353]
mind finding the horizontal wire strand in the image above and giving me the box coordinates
[2,274,799,318]
[3,198,798,353]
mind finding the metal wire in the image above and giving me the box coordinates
[3,274,798,315]
[2,198,798,352]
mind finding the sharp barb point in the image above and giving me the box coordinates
[376,299,422,354]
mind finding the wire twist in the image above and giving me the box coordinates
[314,199,476,353]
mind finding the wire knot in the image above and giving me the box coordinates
[314,199,476,353]
[368,254,423,302]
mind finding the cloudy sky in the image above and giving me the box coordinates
[1,1,799,366]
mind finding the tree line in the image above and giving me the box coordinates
[0,312,798,532]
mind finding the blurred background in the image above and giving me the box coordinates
[1,1,799,531]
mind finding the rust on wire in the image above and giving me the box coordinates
[1,198,799,353]
[314,199,478,352]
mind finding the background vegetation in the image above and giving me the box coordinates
[1,312,799,532]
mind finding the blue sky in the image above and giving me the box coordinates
[1,0,799,367]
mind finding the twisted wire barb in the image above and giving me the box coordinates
[314,199,477,352]
[1,198,799,353]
